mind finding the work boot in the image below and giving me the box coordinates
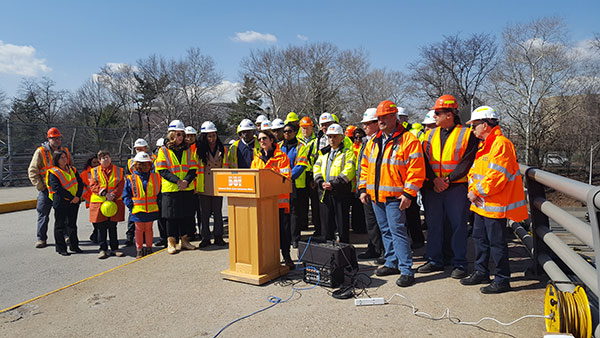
[214,237,227,247]
[179,235,197,250]
[98,250,108,259]
[136,249,143,259]
[35,240,47,248]
[416,262,444,273]
[167,237,177,254]
[460,271,491,285]
[198,238,211,248]
[144,247,152,256]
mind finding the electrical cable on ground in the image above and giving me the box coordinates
[212,237,321,338]
[385,293,550,327]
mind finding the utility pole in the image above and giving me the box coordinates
[590,141,600,186]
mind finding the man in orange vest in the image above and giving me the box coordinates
[359,100,426,287]
[461,106,528,294]
[418,95,480,279]
[28,127,73,248]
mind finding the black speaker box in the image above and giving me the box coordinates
[297,240,358,270]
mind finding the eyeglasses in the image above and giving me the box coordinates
[258,137,269,141]
[471,121,484,128]
[283,130,294,134]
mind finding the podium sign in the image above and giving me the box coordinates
[212,168,292,285]
[215,173,256,193]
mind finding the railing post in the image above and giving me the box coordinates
[524,166,549,276]
[586,187,600,335]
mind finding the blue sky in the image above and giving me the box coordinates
[0,0,599,98]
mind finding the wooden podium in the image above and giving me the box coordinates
[213,168,292,285]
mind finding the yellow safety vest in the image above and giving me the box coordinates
[46,166,78,201]
[155,146,198,193]
[128,173,161,214]
[423,124,471,183]
[313,146,357,200]
[90,165,124,202]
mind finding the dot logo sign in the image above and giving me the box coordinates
[228,176,242,187]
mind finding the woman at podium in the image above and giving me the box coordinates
[251,130,295,270]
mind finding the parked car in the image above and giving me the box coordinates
[544,153,569,167]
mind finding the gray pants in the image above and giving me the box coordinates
[199,195,224,239]
[36,189,52,241]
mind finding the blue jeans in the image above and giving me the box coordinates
[423,184,469,268]
[473,214,510,285]
[372,199,413,276]
[36,189,52,241]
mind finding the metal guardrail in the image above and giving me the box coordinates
[511,164,600,336]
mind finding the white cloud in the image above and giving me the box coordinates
[297,34,309,41]
[0,40,51,76]
[213,80,241,103]
[231,31,277,43]
[568,39,600,61]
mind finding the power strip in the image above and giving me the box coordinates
[354,298,385,306]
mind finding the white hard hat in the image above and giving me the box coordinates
[200,121,217,133]
[156,138,164,147]
[422,110,436,125]
[397,107,408,117]
[261,120,272,130]
[238,119,256,132]
[133,152,153,163]
[360,108,378,123]
[255,114,268,124]
[319,113,334,125]
[168,120,185,131]
[467,106,499,124]
[133,138,148,148]
[325,123,344,135]
[184,126,197,135]
[271,118,285,130]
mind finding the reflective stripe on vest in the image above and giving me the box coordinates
[90,165,124,202]
[46,166,78,201]
[424,125,470,182]
[129,173,160,214]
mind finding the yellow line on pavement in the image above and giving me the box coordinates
[0,247,167,314]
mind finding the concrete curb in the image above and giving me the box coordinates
[0,200,37,214]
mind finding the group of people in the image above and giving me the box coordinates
[28,93,527,294]
[28,120,228,259]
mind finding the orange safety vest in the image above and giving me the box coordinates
[46,166,78,201]
[38,146,72,180]
[358,124,426,202]
[422,124,471,183]
[90,165,124,202]
[467,126,528,221]
[128,172,161,214]
[251,144,291,213]
[80,167,93,207]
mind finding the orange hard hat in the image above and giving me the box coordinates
[299,116,314,127]
[431,95,458,110]
[345,125,357,138]
[47,127,61,138]
[376,100,399,116]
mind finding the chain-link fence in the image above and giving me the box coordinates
[0,121,167,187]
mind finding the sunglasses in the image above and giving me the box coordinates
[283,130,294,134]
[471,121,485,128]
[258,137,269,141]
[176,132,185,137]
[434,109,453,116]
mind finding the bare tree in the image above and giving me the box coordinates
[409,33,498,120]
[487,17,574,165]
[169,47,223,129]
[12,77,68,127]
